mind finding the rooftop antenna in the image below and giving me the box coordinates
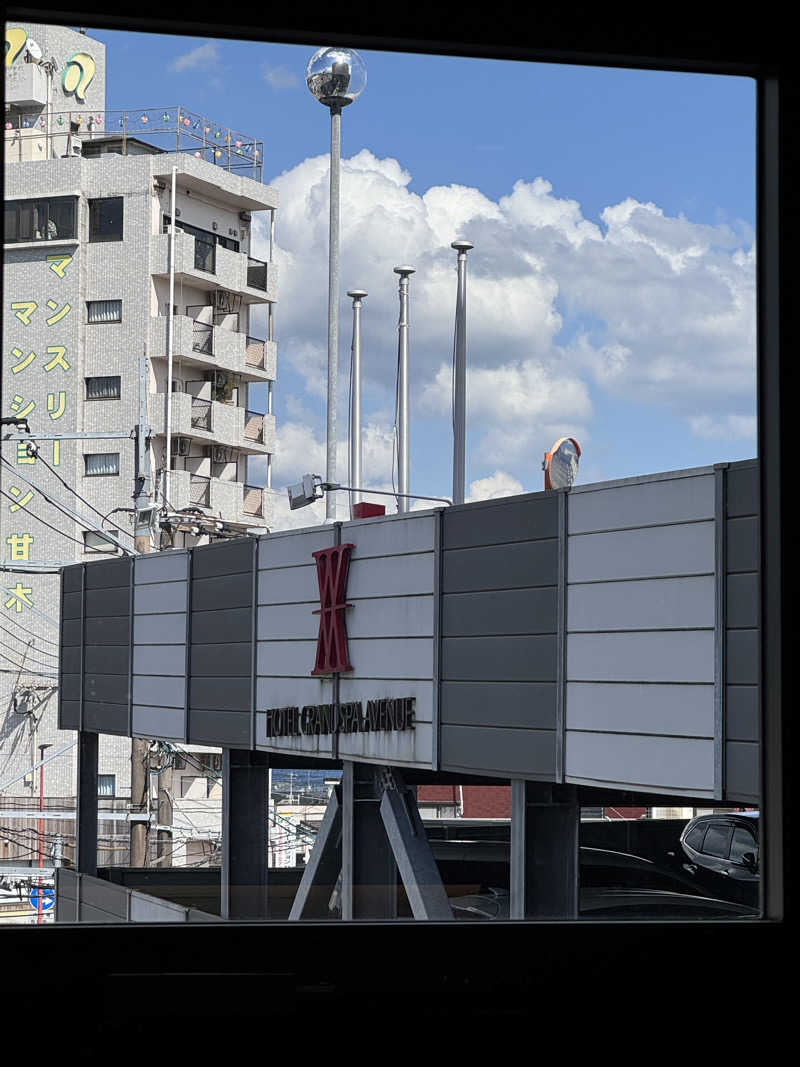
[393,266,416,513]
[543,436,581,490]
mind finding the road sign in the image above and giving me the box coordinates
[29,885,55,911]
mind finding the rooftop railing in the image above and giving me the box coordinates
[4,105,264,180]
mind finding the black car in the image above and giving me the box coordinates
[450,886,758,920]
[673,812,759,908]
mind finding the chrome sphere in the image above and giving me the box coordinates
[306,46,366,107]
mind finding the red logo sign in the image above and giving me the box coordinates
[311,543,355,675]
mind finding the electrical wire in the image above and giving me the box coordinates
[0,622,59,657]
[0,488,115,554]
[0,649,58,678]
[0,621,59,648]
[0,643,59,675]
[31,448,136,543]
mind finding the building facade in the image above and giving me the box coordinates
[2,23,279,870]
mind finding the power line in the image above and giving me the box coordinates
[0,621,59,656]
[0,488,113,554]
[33,448,136,543]
[0,644,59,675]
[0,648,58,678]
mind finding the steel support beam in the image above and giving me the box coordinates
[510,782,579,919]
[341,761,397,920]
[379,769,453,921]
[75,730,98,877]
[288,786,342,921]
[221,749,269,920]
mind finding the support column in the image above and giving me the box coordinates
[341,761,397,920]
[510,782,579,919]
[221,749,269,920]
[75,730,98,877]
[289,785,342,920]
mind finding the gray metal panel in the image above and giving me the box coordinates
[258,565,318,605]
[133,644,187,676]
[726,516,758,572]
[440,680,557,729]
[84,586,130,617]
[567,576,715,632]
[84,616,130,646]
[84,674,130,703]
[129,892,188,922]
[567,631,715,683]
[442,539,558,593]
[191,572,252,611]
[568,473,715,534]
[442,634,557,682]
[443,494,559,549]
[440,724,556,777]
[258,527,334,569]
[257,636,434,679]
[347,552,434,599]
[132,704,185,739]
[132,675,185,708]
[83,701,129,734]
[191,606,251,644]
[78,905,122,923]
[84,645,129,674]
[255,675,330,709]
[725,686,759,741]
[565,731,715,793]
[192,537,253,578]
[134,550,189,584]
[61,646,81,675]
[133,613,186,645]
[568,522,715,583]
[84,557,132,589]
[62,565,83,593]
[62,590,82,619]
[350,513,436,558]
[79,875,129,917]
[60,699,80,728]
[725,741,759,800]
[189,676,251,711]
[442,586,558,636]
[257,596,434,641]
[134,581,187,615]
[189,642,251,677]
[726,573,759,629]
[566,681,714,737]
[725,463,758,517]
[189,708,250,746]
[61,675,80,701]
[726,629,759,684]
[61,618,82,647]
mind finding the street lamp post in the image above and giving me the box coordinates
[451,240,473,505]
[37,742,51,925]
[394,266,415,513]
[306,47,367,521]
[347,289,367,512]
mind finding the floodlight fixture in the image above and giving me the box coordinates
[306,47,367,109]
[287,474,324,510]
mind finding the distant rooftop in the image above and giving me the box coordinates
[5,104,264,181]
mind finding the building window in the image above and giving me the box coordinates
[87,300,122,324]
[97,775,116,797]
[4,196,77,243]
[83,528,121,554]
[86,376,121,400]
[89,197,124,242]
[85,452,120,477]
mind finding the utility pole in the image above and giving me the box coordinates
[130,353,155,867]
[37,742,51,924]
[156,746,173,867]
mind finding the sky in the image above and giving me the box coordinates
[87,27,757,529]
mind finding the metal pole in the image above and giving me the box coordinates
[164,166,177,510]
[325,104,342,521]
[37,743,51,924]
[134,353,153,553]
[451,240,473,505]
[394,267,415,513]
[347,290,367,512]
[269,208,275,263]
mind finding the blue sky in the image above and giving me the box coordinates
[87,27,757,523]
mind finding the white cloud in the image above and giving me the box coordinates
[169,42,219,73]
[262,64,301,90]
[687,413,757,440]
[467,471,526,501]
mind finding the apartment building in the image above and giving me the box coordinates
[1,23,278,871]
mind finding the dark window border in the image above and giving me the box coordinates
[88,196,124,243]
[4,195,77,244]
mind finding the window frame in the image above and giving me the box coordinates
[4,195,78,244]
[84,452,121,477]
[85,375,122,401]
[88,196,124,243]
[87,299,123,324]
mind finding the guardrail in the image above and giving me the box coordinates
[243,410,264,442]
[245,336,265,368]
[243,484,264,517]
[190,397,212,431]
[246,256,268,291]
[192,322,213,355]
[190,474,210,507]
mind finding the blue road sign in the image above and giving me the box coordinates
[29,886,55,911]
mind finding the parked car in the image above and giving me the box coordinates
[672,811,759,907]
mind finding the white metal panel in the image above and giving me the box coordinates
[338,678,433,722]
[258,565,318,606]
[566,681,715,737]
[133,644,186,676]
[565,731,715,793]
[346,552,434,599]
[257,637,433,679]
[257,595,434,641]
[568,473,715,534]
[568,522,715,583]
[258,528,334,570]
[134,612,186,645]
[134,551,189,585]
[132,704,185,739]
[567,576,715,631]
[256,675,333,708]
[258,602,320,641]
[134,581,188,615]
[338,720,433,767]
[132,675,185,708]
[567,630,715,683]
[348,513,436,559]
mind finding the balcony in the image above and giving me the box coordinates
[151,234,276,302]
[164,471,271,529]
[191,397,212,432]
[149,314,276,381]
[243,484,264,518]
[148,393,275,454]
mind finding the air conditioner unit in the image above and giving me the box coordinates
[175,437,190,457]
[239,210,251,222]
[70,139,82,156]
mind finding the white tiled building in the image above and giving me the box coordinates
[2,22,279,869]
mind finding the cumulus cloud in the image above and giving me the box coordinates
[262,64,301,90]
[254,147,755,513]
[467,471,526,501]
[169,42,219,73]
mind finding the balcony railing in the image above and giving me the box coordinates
[191,397,212,431]
[243,485,264,517]
[192,322,213,356]
[246,257,268,291]
[243,410,264,443]
[194,237,216,274]
[245,336,266,368]
[190,475,210,507]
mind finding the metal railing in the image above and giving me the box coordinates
[190,474,210,507]
[193,237,216,274]
[246,256,268,291]
[190,396,212,431]
[245,336,266,368]
[243,410,264,443]
[192,322,213,356]
[243,485,264,517]
[4,106,264,181]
